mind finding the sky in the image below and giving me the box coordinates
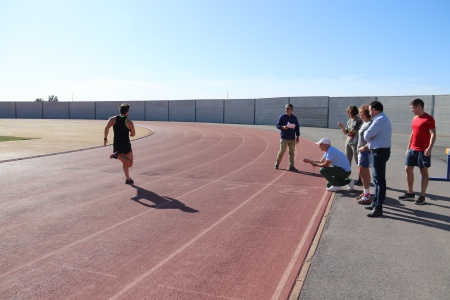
[1,0,449,102]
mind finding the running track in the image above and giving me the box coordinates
[0,122,331,300]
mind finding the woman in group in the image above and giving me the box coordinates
[338,105,363,185]
[355,104,373,204]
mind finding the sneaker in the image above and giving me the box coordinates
[360,194,371,201]
[326,186,341,192]
[398,192,415,200]
[415,196,426,205]
[110,152,119,159]
[357,194,372,205]
[367,208,383,218]
[125,178,134,185]
[288,166,298,172]
[347,179,355,191]
[275,163,279,169]
[356,193,365,200]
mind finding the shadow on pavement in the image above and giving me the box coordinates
[387,186,450,202]
[130,185,199,213]
[379,197,450,232]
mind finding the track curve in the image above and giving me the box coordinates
[0,121,331,300]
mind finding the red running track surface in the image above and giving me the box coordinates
[0,122,331,300]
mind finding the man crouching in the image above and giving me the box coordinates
[303,138,353,192]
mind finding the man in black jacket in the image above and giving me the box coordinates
[275,103,300,172]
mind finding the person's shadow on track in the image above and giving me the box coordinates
[277,168,323,178]
[130,185,199,213]
[296,170,324,178]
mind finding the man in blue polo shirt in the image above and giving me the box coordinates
[303,138,353,192]
[275,103,300,172]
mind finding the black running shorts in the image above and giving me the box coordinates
[113,142,132,155]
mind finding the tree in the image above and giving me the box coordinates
[35,98,44,102]
[48,95,58,102]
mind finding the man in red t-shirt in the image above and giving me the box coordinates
[398,99,436,204]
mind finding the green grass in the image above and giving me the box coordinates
[0,136,35,142]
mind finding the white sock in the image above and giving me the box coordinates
[364,188,370,195]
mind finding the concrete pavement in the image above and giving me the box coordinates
[296,127,450,300]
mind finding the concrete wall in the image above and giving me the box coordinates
[0,102,16,118]
[43,102,69,119]
[224,99,255,124]
[434,95,450,137]
[196,99,224,123]
[69,102,96,119]
[291,96,329,128]
[145,101,168,121]
[1,95,449,136]
[16,102,43,119]
[377,95,433,134]
[126,101,145,121]
[95,101,120,120]
[255,97,289,125]
[329,97,377,130]
[169,100,196,122]
[95,101,145,120]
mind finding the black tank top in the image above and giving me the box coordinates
[113,115,130,144]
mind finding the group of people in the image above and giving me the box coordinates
[275,99,436,218]
[104,100,436,219]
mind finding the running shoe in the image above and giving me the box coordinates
[326,186,341,192]
[398,192,415,200]
[415,196,426,205]
[288,166,298,172]
[347,179,355,191]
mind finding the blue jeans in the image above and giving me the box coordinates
[371,148,390,209]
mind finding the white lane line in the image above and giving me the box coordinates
[0,127,229,231]
[110,164,295,299]
[0,126,260,280]
[271,191,329,300]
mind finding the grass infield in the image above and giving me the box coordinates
[0,136,35,142]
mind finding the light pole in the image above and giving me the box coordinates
[227,92,229,100]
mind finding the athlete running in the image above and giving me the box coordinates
[104,103,136,184]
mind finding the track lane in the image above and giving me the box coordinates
[1,122,330,300]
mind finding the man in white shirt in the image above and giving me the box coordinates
[363,100,392,218]
[303,138,353,192]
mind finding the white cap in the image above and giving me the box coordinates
[316,138,331,145]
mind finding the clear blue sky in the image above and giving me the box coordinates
[1,0,449,102]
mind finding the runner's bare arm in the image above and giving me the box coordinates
[104,117,115,146]
[127,119,136,137]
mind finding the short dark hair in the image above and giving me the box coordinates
[410,98,424,108]
[347,105,359,117]
[369,100,383,112]
[120,104,130,114]
[285,103,294,110]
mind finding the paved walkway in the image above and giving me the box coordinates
[295,127,450,300]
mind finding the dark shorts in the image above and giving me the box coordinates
[357,151,372,168]
[113,142,132,155]
[405,149,431,169]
